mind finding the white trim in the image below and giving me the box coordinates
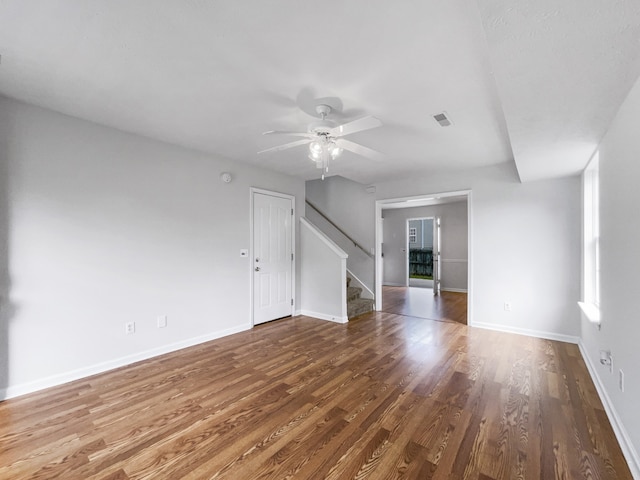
[467,191,474,325]
[298,310,349,324]
[300,217,348,258]
[0,324,251,401]
[347,268,374,299]
[340,259,348,320]
[382,282,406,287]
[578,301,601,325]
[376,201,383,309]
[250,188,296,327]
[381,190,472,205]
[578,340,640,478]
[581,153,600,310]
[470,321,580,345]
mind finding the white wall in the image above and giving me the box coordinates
[0,96,305,398]
[305,163,580,339]
[306,164,580,340]
[383,201,468,290]
[375,163,581,340]
[299,218,347,323]
[580,77,640,474]
[306,175,375,291]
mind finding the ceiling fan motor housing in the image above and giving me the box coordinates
[308,120,335,134]
[315,104,332,117]
[308,104,336,133]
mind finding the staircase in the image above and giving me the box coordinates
[347,277,375,319]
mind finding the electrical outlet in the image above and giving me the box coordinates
[619,369,625,392]
[125,322,135,334]
[157,315,167,328]
[504,302,512,311]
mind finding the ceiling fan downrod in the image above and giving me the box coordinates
[315,104,332,119]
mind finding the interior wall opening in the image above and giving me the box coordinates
[407,216,434,289]
[375,190,471,325]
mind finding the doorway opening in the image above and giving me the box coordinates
[407,217,434,288]
[375,190,471,324]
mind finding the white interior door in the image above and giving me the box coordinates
[433,216,441,296]
[253,192,293,325]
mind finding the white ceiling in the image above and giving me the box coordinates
[0,0,638,184]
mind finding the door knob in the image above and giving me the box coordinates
[255,267,261,271]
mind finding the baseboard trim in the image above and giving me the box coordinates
[298,310,348,324]
[578,340,640,479]
[470,321,580,345]
[441,288,468,293]
[0,324,252,401]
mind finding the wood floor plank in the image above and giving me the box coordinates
[0,312,633,479]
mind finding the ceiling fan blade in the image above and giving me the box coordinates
[336,139,385,161]
[258,138,312,155]
[330,116,382,137]
[263,130,315,138]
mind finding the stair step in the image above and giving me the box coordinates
[347,277,352,287]
[347,286,362,302]
[347,298,374,319]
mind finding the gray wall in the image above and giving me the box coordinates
[580,76,640,471]
[0,96,305,398]
[383,201,468,290]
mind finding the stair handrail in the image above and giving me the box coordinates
[306,200,374,259]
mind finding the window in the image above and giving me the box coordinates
[409,227,417,244]
[580,151,600,324]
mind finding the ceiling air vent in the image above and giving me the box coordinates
[433,112,452,127]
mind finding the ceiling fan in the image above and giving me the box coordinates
[258,104,384,179]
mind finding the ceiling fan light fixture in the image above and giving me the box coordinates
[329,144,342,160]
[309,140,322,154]
[258,98,384,181]
[309,141,322,162]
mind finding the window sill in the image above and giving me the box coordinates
[578,301,601,326]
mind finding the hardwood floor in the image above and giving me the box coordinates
[0,313,631,479]
[382,286,468,324]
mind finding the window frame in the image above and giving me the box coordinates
[409,227,417,244]
[579,151,601,325]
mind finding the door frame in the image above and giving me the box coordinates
[375,189,472,324]
[250,187,296,327]
[433,216,441,296]
[406,216,435,288]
